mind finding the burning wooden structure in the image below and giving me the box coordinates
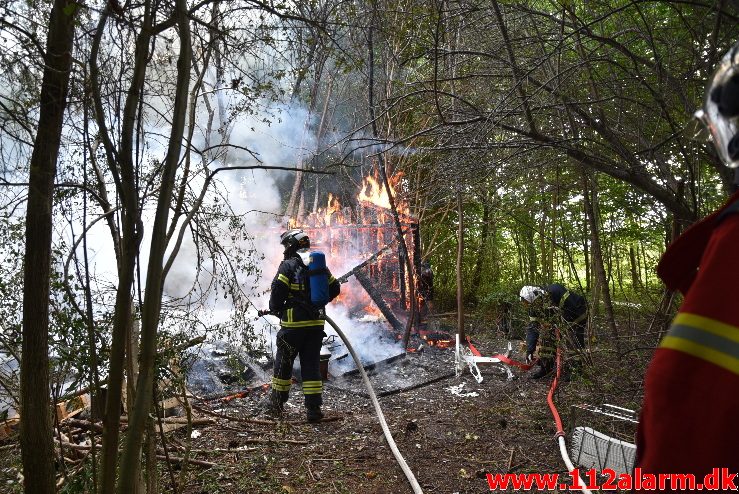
[277,169,458,382]
[292,171,423,329]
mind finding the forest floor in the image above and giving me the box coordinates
[173,314,652,494]
[0,314,655,493]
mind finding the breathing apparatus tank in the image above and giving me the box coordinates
[306,251,330,307]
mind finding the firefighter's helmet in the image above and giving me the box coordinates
[520,285,545,303]
[695,42,739,167]
[280,229,310,255]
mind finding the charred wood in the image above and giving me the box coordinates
[375,371,456,397]
[336,245,392,283]
[340,352,406,377]
[353,270,405,334]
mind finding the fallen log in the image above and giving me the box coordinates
[191,404,276,425]
[156,455,216,468]
[240,438,308,445]
[63,418,104,434]
[120,416,214,426]
[341,352,406,377]
[57,440,98,452]
[192,404,342,425]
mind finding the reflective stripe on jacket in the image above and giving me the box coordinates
[635,191,739,485]
[660,312,739,376]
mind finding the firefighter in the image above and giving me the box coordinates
[635,42,739,485]
[519,284,587,379]
[266,229,341,422]
[417,260,434,329]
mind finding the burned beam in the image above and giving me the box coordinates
[341,352,407,377]
[353,269,405,334]
[398,249,407,309]
[376,371,456,397]
[336,244,393,283]
[412,223,421,272]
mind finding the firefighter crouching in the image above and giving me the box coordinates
[519,284,587,379]
[267,229,340,422]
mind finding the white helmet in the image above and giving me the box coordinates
[520,285,545,303]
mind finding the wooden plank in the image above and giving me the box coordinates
[56,394,91,421]
[0,417,19,440]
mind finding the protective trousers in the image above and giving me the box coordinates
[528,323,585,360]
[527,324,556,360]
[562,312,587,369]
[271,326,324,408]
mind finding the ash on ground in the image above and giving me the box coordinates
[326,344,457,396]
[185,342,270,399]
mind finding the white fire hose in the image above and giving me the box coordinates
[325,315,424,494]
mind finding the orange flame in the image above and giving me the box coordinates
[358,175,393,209]
[357,170,410,218]
[363,303,382,317]
[324,193,342,226]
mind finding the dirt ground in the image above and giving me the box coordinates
[0,319,652,493]
[172,323,648,494]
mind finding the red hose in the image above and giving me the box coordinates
[465,336,535,370]
[546,328,591,493]
[546,327,565,437]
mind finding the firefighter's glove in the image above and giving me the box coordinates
[257,309,274,317]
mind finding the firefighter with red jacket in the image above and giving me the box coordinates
[266,229,340,422]
[635,42,739,487]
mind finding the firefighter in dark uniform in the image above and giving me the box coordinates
[267,229,340,422]
[417,260,434,329]
[520,284,587,379]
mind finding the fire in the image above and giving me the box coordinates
[429,339,454,349]
[357,169,409,218]
[284,166,425,335]
[324,193,342,226]
[363,303,382,317]
[358,175,393,209]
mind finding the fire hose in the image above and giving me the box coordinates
[324,315,424,494]
[461,332,591,493]
[548,328,592,494]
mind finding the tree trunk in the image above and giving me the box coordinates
[285,63,327,220]
[126,317,142,493]
[117,0,191,490]
[456,190,465,342]
[144,417,158,494]
[91,3,150,488]
[629,245,640,289]
[20,1,76,491]
[524,221,537,282]
[366,21,417,348]
[470,193,491,303]
[583,173,619,348]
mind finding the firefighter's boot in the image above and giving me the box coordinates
[529,358,553,379]
[306,406,324,423]
[264,392,284,418]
